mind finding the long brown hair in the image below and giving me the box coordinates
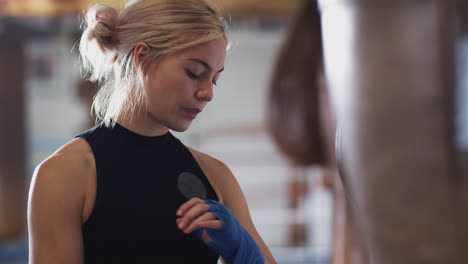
[268,0,326,165]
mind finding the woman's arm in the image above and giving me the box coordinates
[28,139,93,264]
[187,149,277,264]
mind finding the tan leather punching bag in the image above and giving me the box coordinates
[320,0,468,263]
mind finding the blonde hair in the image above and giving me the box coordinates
[79,0,228,127]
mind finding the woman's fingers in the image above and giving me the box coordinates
[182,212,217,234]
[199,221,223,244]
[176,197,204,217]
[177,202,209,229]
[175,198,223,237]
[196,220,223,230]
[201,229,213,243]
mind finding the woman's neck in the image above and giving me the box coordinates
[115,111,169,137]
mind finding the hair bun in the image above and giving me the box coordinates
[84,4,120,50]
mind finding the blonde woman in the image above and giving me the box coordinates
[27,0,275,263]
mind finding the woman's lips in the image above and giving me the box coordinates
[183,108,201,119]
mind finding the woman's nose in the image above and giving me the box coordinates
[195,81,213,102]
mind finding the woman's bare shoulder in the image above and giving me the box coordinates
[37,138,93,174]
[31,138,95,200]
[186,147,239,203]
[28,138,95,263]
[186,147,230,174]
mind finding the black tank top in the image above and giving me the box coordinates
[76,122,219,263]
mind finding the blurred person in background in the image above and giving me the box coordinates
[27,0,276,263]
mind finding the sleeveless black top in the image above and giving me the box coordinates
[76,122,219,263]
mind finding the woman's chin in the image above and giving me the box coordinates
[170,121,192,133]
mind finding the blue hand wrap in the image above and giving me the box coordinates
[195,200,265,264]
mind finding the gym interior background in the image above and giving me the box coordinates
[0,1,331,263]
[1,0,468,264]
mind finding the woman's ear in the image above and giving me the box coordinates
[134,42,150,69]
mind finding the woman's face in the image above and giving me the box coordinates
[142,37,226,132]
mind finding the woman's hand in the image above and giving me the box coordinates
[176,197,220,243]
[176,198,265,264]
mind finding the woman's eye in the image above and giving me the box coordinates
[185,69,200,80]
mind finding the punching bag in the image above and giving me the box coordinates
[320,0,468,263]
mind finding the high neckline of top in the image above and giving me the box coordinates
[108,121,172,144]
